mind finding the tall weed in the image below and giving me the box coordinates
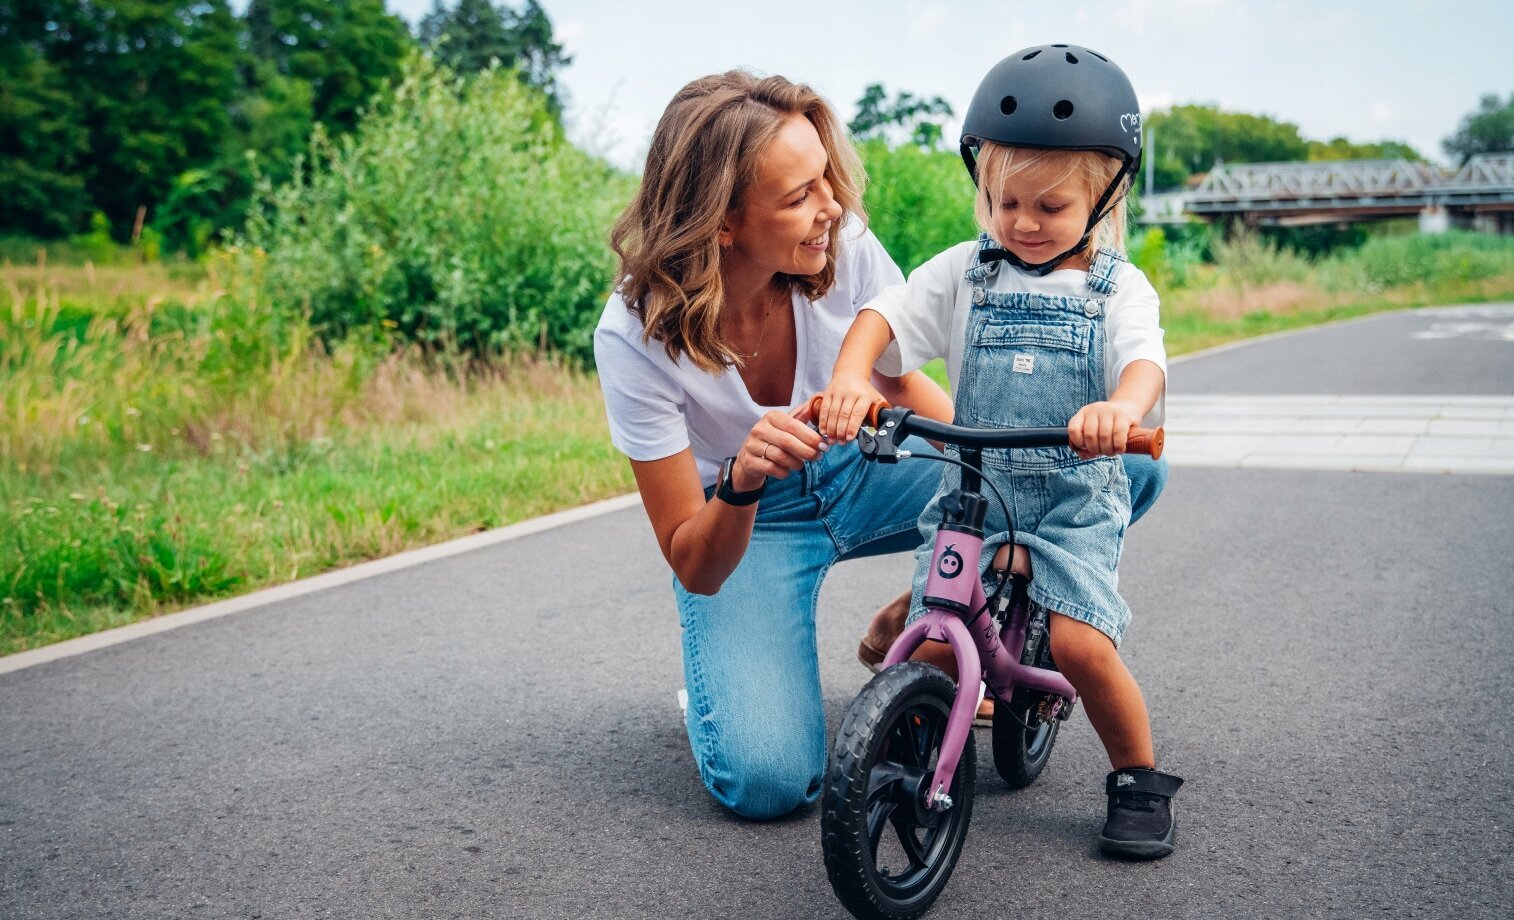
[1209,225,1311,287]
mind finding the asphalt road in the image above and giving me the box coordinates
[3,306,1511,919]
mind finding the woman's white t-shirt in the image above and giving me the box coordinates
[870,240,1168,429]
[594,223,904,487]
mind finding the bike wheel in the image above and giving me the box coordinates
[991,606,1062,789]
[821,662,976,920]
[991,688,1060,788]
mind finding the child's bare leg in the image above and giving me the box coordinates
[990,543,1031,578]
[1047,612,1154,770]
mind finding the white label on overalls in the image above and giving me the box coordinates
[1013,354,1035,374]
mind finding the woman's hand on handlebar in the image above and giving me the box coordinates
[733,408,828,491]
[814,373,887,443]
[1067,400,1146,460]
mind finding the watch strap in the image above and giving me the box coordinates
[715,456,766,506]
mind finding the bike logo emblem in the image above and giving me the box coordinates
[936,545,964,579]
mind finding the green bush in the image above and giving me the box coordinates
[236,54,633,362]
[1337,231,1514,289]
[859,140,978,274]
[1128,227,1172,289]
[1128,223,1213,291]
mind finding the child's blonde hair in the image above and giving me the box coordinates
[972,141,1130,256]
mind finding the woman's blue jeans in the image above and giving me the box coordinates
[673,442,1167,820]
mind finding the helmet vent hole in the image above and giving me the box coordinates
[1022,50,1041,60]
[1091,50,1109,61]
[1053,100,1075,120]
[1000,96,1018,116]
[1065,52,1079,63]
[1051,43,1068,48]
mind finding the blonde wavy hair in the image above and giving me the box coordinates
[972,142,1130,256]
[610,70,866,373]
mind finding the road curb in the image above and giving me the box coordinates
[0,492,644,675]
[1167,306,1415,365]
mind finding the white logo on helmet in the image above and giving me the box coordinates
[1120,113,1142,142]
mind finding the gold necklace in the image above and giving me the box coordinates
[735,286,785,360]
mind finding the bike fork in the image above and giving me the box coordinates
[881,611,982,811]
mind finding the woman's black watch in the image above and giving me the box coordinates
[714,456,767,506]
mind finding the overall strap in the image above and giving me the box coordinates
[1086,247,1126,296]
[964,233,1002,284]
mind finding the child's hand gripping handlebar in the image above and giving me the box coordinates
[803,396,1165,461]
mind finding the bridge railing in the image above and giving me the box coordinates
[1190,159,1447,202]
[1453,154,1514,188]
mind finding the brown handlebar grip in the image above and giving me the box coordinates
[804,395,892,428]
[1126,427,1164,460]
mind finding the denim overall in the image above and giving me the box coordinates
[909,235,1136,644]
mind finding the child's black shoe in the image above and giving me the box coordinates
[1098,767,1184,859]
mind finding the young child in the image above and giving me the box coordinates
[818,44,1183,859]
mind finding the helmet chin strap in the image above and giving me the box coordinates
[978,158,1136,276]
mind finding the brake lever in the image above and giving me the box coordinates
[857,424,903,463]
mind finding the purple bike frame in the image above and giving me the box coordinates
[880,537,1078,809]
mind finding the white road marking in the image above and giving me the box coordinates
[1165,395,1514,474]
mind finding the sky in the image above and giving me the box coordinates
[390,0,1513,170]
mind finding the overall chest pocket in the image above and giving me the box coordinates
[961,318,1096,434]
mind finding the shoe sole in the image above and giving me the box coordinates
[1097,818,1176,860]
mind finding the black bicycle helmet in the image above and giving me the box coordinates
[960,44,1142,274]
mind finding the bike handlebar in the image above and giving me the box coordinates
[805,396,1164,460]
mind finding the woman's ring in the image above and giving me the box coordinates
[762,443,771,462]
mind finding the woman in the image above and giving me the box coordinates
[594,71,1166,821]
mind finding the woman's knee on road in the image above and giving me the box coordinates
[698,736,824,820]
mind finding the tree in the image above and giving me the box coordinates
[1145,104,1309,190]
[171,0,414,255]
[1443,93,1514,165]
[416,0,570,113]
[246,0,413,135]
[1307,136,1422,162]
[418,0,512,74]
[0,8,91,236]
[153,61,317,255]
[1,1,242,240]
[850,84,953,149]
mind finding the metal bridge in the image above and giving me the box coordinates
[1140,153,1514,232]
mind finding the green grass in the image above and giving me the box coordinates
[2,384,633,655]
[1,259,633,655]
[1162,276,1514,356]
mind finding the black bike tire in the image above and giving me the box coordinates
[991,688,1060,788]
[991,610,1062,788]
[821,662,976,920]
